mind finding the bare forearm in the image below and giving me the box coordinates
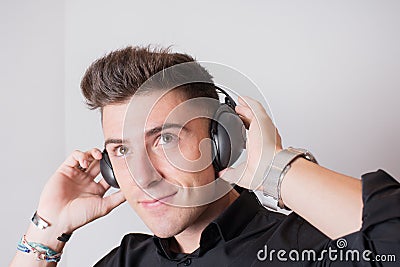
[280,158,363,239]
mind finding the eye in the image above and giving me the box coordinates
[159,133,177,146]
[115,145,129,157]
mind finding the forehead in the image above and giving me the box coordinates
[103,89,182,125]
[102,89,214,141]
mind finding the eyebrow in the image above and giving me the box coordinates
[104,138,128,148]
[104,123,187,147]
[146,123,187,138]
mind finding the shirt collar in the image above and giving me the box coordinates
[212,189,260,241]
[153,189,261,259]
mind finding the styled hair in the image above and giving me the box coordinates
[80,46,218,110]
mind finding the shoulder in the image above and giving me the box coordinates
[93,233,154,267]
[120,232,154,247]
[248,193,328,243]
[361,169,400,231]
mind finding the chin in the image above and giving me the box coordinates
[141,208,197,238]
[148,220,185,238]
[135,202,206,238]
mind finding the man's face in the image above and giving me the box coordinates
[102,90,217,238]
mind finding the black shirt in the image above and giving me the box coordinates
[94,170,400,266]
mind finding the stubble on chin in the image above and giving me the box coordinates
[145,205,207,238]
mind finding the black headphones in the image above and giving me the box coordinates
[100,86,246,188]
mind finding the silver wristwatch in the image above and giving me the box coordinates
[262,147,318,211]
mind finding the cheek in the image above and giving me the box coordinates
[181,133,211,159]
[175,164,216,187]
[110,157,126,175]
[110,158,135,188]
[165,136,213,173]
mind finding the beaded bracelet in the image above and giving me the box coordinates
[17,235,62,262]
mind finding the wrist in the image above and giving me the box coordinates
[36,205,75,234]
[279,157,317,208]
[25,211,72,253]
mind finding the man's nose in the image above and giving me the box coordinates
[126,149,162,189]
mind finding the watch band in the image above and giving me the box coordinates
[262,147,318,211]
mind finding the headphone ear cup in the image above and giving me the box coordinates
[100,150,120,188]
[211,104,246,172]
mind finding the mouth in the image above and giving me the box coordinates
[139,192,177,208]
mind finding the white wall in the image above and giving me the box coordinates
[0,0,65,266]
[2,1,400,266]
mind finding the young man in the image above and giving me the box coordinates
[10,47,399,266]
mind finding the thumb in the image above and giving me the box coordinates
[218,163,247,187]
[218,162,264,191]
[218,167,232,178]
[100,190,126,217]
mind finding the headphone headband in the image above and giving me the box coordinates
[214,85,237,109]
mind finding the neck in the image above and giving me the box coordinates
[171,189,239,254]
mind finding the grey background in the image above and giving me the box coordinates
[1,0,399,266]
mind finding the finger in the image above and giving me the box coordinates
[99,191,126,217]
[238,115,250,129]
[98,177,111,191]
[237,96,250,108]
[84,149,103,178]
[218,163,246,185]
[238,97,277,136]
[236,96,266,120]
[219,162,264,191]
[88,148,103,161]
[58,150,90,177]
[275,129,283,149]
[63,148,102,169]
[239,96,265,114]
[218,167,231,178]
[62,150,85,169]
[87,159,101,178]
[81,148,103,169]
[235,105,253,127]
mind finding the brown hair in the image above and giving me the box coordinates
[80,46,218,111]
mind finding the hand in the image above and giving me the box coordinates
[219,96,282,191]
[36,148,126,234]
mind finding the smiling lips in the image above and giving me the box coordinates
[139,192,177,208]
